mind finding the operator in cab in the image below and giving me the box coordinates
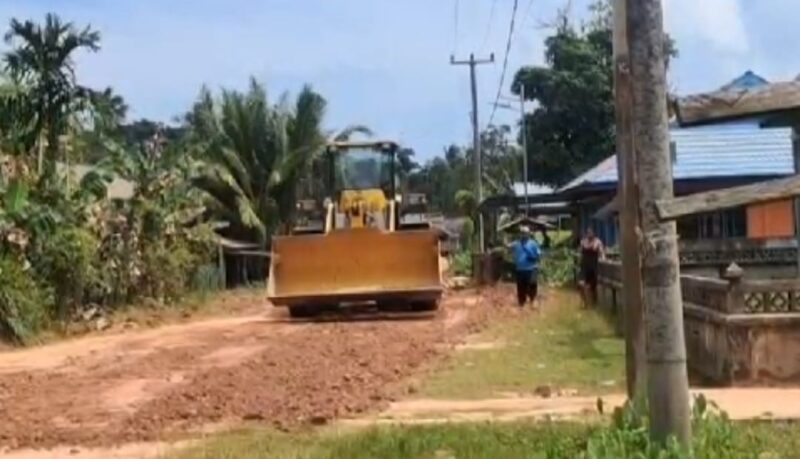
[508,226,541,307]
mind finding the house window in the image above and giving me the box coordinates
[722,207,747,238]
[679,207,746,240]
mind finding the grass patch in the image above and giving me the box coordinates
[31,286,267,345]
[168,423,593,459]
[168,420,800,459]
[419,289,624,398]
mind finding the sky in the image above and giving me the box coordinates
[1,0,798,160]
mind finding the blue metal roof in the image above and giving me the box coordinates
[719,70,769,91]
[560,121,794,192]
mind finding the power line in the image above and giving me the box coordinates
[480,0,499,52]
[520,0,536,31]
[487,0,520,128]
[452,0,460,54]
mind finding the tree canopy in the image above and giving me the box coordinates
[408,124,520,216]
[512,2,676,187]
[3,13,101,174]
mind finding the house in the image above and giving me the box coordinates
[562,71,800,248]
[479,181,572,247]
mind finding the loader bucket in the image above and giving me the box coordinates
[267,228,443,306]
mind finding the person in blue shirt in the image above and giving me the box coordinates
[508,226,541,307]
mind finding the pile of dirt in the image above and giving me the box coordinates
[0,287,515,449]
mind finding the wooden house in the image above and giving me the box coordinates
[562,72,800,248]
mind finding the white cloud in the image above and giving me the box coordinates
[664,0,749,55]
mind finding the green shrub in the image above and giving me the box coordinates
[191,263,224,296]
[539,246,576,286]
[451,250,472,277]
[140,239,196,304]
[0,257,50,344]
[584,394,782,458]
[34,227,98,320]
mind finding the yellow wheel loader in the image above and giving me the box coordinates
[267,141,443,318]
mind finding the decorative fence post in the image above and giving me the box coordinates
[722,262,745,313]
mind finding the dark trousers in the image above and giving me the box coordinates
[515,270,538,306]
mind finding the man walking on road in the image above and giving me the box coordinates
[509,226,541,307]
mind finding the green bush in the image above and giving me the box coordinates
[539,246,576,286]
[0,257,50,344]
[584,394,780,458]
[451,250,472,277]
[34,227,98,320]
[191,263,224,297]
[140,239,196,304]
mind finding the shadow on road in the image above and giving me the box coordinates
[271,306,439,324]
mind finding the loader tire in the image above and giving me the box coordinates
[411,300,439,312]
[288,305,316,318]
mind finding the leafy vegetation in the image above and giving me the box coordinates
[512,1,677,187]
[0,13,350,344]
[169,416,800,459]
[3,13,101,175]
[0,256,50,344]
[408,124,521,216]
[539,242,577,287]
[188,80,327,246]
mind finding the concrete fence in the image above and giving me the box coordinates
[597,259,800,385]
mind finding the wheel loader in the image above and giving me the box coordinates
[267,140,443,318]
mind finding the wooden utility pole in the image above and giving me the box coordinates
[612,0,646,401]
[451,53,495,253]
[627,0,692,445]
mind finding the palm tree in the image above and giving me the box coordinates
[0,73,36,156]
[3,13,100,176]
[330,125,373,142]
[189,79,328,246]
[89,87,128,134]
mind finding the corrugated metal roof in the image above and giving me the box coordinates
[719,70,769,91]
[512,182,554,197]
[560,121,794,192]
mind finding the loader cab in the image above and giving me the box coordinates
[326,141,400,230]
[327,141,397,198]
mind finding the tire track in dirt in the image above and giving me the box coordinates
[0,288,509,450]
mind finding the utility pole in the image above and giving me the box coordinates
[627,0,692,446]
[519,85,529,216]
[612,0,646,402]
[451,53,494,253]
[792,127,800,275]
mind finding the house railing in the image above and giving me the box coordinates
[679,238,797,267]
[606,238,798,268]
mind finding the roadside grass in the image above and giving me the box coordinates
[168,423,593,459]
[419,288,625,398]
[34,285,267,344]
[167,420,800,459]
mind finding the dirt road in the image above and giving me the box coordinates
[0,288,504,450]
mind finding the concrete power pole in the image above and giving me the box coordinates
[627,0,692,445]
[612,0,646,402]
[519,86,529,217]
[451,53,495,253]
